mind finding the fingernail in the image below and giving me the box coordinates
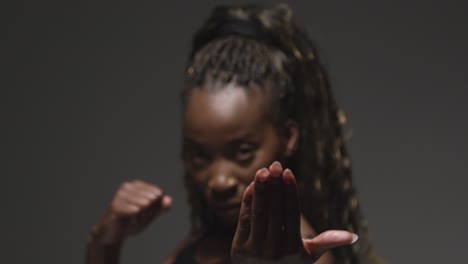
[270,161,282,177]
[351,234,359,244]
[245,182,254,193]
[273,161,282,169]
[163,196,173,206]
[256,168,268,182]
[283,168,296,184]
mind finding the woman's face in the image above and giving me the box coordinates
[183,81,297,228]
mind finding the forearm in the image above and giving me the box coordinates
[86,229,123,264]
[86,239,122,264]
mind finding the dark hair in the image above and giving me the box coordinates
[182,4,381,264]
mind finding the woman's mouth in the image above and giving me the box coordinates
[215,203,241,216]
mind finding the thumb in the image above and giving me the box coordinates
[147,195,173,217]
[160,195,173,213]
[303,230,358,258]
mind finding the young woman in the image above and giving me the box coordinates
[86,4,381,264]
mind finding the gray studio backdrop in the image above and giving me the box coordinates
[6,0,468,263]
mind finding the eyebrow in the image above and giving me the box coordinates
[183,132,258,147]
[226,133,258,145]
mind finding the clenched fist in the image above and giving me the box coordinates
[90,180,172,246]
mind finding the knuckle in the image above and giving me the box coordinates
[239,214,251,229]
[133,205,143,213]
[152,188,163,197]
[121,181,132,189]
[133,179,146,186]
[136,198,150,207]
[153,183,161,190]
[152,189,163,198]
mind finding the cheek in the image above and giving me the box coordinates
[187,172,214,205]
[233,147,282,185]
[186,170,208,193]
[250,135,284,170]
[235,168,257,185]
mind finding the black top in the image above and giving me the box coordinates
[172,231,230,264]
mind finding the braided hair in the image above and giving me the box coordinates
[182,4,381,264]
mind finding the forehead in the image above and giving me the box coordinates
[183,82,271,141]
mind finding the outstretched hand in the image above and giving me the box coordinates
[231,162,357,263]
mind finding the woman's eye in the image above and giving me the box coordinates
[192,153,210,167]
[184,149,211,169]
[236,145,255,161]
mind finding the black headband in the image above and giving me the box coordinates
[217,19,270,42]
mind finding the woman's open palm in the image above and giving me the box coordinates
[231,162,357,263]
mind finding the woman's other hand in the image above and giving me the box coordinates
[231,162,357,263]
[89,180,172,246]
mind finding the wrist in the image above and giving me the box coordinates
[87,224,124,248]
[86,227,123,264]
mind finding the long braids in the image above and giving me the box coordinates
[182,4,381,264]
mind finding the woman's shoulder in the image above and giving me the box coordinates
[163,230,206,264]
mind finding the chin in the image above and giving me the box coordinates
[215,207,241,228]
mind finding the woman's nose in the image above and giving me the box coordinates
[208,174,238,200]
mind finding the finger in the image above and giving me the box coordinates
[116,189,164,220]
[129,180,162,199]
[249,168,270,246]
[233,182,254,247]
[119,181,159,202]
[161,195,173,211]
[303,230,358,258]
[265,162,285,257]
[268,161,283,177]
[283,168,302,253]
[134,180,161,191]
[137,205,159,228]
[144,194,171,219]
[121,181,166,210]
[111,198,140,215]
[118,190,153,207]
[136,195,168,228]
[143,192,165,216]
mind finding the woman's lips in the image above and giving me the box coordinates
[216,203,241,210]
[214,203,241,216]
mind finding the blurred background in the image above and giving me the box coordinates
[5,0,468,263]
